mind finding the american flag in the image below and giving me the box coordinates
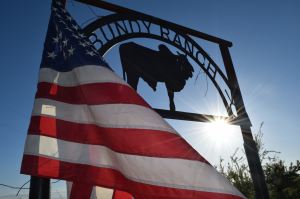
[21,1,245,199]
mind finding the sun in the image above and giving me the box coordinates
[206,118,236,146]
[207,118,228,136]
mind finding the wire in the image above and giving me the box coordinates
[0,184,29,189]
[0,122,26,135]
[67,0,75,7]
[194,68,205,85]
[81,16,98,28]
[57,190,64,199]
[0,102,29,119]
[86,4,100,18]
[16,180,30,196]
[204,74,208,97]
[1,179,63,197]
[66,0,106,28]
[81,4,106,27]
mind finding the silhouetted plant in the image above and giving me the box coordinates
[215,122,299,199]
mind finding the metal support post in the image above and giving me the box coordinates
[241,126,270,199]
[60,0,67,8]
[219,43,270,199]
[29,176,51,199]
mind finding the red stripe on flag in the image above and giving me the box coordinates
[114,190,132,199]
[35,82,152,108]
[21,155,244,199]
[21,154,60,178]
[50,84,58,95]
[28,116,207,162]
[70,182,93,199]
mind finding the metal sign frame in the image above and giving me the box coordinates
[82,11,250,126]
[29,1,270,199]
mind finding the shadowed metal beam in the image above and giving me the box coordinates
[74,0,233,47]
[154,109,251,126]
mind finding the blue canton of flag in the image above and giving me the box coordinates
[41,0,110,72]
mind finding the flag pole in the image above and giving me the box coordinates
[29,176,51,199]
[60,0,67,8]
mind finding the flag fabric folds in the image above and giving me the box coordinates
[66,182,134,199]
[21,1,246,199]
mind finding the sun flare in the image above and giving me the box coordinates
[206,118,236,146]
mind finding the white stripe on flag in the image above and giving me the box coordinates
[90,186,114,199]
[66,181,73,199]
[67,181,130,199]
[38,65,129,87]
[26,135,244,197]
[31,98,178,134]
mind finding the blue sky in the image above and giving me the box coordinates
[0,0,299,198]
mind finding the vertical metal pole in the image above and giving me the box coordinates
[60,0,67,8]
[29,176,51,199]
[240,126,270,199]
[219,43,270,199]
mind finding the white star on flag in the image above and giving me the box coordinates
[53,36,59,43]
[71,33,79,39]
[66,16,73,21]
[59,20,66,25]
[61,8,67,13]
[68,45,75,55]
[63,51,67,60]
[85,41,92,46]
[85,50,96,56]
[65,27,73,32]
[92,48,99,54]
[78,33,86,38]
[47,51,57,59]
[55,13,62,18]
[99,55,108,64]
[59,31,62,39]
[79,41,88,47]
[72,24,80,30]
[55,23,58,31]
[63,37,69,47]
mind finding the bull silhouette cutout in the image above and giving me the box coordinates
[119,42,194,111]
